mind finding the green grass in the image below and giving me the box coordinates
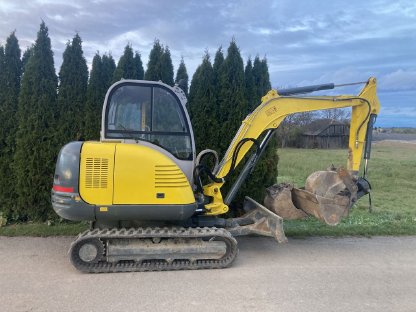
[1,141,415,237]
[278,141,416,237]
[0,222,89,237]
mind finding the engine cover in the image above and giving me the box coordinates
[52,141,197,222]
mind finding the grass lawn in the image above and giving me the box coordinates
[0,222,89,237]
[278,141,416,237]
[1,141,415,237]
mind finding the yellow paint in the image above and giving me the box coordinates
[113,143,195,205]
[203,77,381,215]
[79,142,195,206]
[80,142,116,205]
[203,183,229,215]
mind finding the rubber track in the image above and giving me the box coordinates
[69,227,238,273]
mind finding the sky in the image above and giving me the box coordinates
[0,0,415,128]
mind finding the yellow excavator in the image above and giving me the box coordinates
[52,77,380,273]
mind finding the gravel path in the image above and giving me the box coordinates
[0,235,415,312]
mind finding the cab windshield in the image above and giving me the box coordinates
[105,83,192,160]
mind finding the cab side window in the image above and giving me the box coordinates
[153,88,187,133]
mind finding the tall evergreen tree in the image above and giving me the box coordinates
[21,45,34,73]
[175,57,188,96]
[252,56,271,102]
[113,44,136,82]
[260,58,271,92]
[212,47,224,90]
[13,22,58,220]
[238,56,278,204]
[0,46,4,103]
[0,45,6,217]
[207,40,250,206]
[0,45,4,64]
[0,46,4,91]
[188,53,218,153]
[0,32,22,219]
[84,53,115,140]
[134,52,144,80]
[84,53,103,140]
[212,47,224,126]
[102,53,116,87]
[244,58,256,111]
[160,46,174,85]
[57,33,88,142]
[144,40,163,81]
[217,40,247,154]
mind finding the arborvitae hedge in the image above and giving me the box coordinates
[145,40,163,82]
[13,22,58,220]
[175,57,189,96]
[188,53,218,154]
[83,53,116,140]
[134,52,144,80]
[145,40,174,85]
[0,25,278,220]
[217,40,248,154]
[113,44,136,82]
[244,58,256,111]
[21,46,33,71]
[0,32,22,219]
[238,56,278,204]
[101,54,116,87]
[189,41,279,208]
[57,33,88,142]
[0,46,7,217]
[84,53,103,140]
[161,46,174,85]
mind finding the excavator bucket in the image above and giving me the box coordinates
[264,183,308,220]
[291,188,350,225]
[264,168,357,226]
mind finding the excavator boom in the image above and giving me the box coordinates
[219,77,379,177]
[202,78,380,223]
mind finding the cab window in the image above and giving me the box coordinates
[105,83,192,160]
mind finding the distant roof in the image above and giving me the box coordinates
[303,119,348,136]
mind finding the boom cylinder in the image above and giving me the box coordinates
[277,83,335,96]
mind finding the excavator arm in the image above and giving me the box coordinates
[202,77,380,216]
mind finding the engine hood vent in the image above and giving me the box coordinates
[85,157,109,189]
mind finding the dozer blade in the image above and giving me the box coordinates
[226,196,288,243]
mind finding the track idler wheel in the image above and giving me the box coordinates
[70,238,104,266]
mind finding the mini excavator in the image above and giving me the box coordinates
[52,77,380,273]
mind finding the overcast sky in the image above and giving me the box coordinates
[1,0,415,127]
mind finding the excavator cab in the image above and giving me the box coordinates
[102,80,196,182]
